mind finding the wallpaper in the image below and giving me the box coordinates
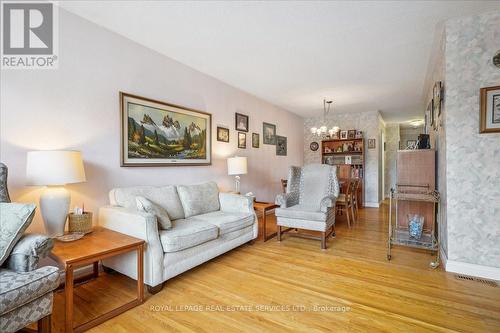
[445,11,500,267]
[425,28,448,256]
[303,111,381,206]
[384,124,399,197]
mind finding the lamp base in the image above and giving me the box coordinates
[40,186,70,237]
[234,175,241,194]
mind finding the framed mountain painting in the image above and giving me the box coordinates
[120,92,211,166]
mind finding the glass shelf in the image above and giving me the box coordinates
[391,229,437,250]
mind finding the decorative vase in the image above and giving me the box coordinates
[408,214,424,240]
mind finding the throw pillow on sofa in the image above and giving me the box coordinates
[0,203,36,266]
[177,182,220,218]
[136,196,172,229]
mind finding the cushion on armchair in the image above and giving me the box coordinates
[5,234,54,272]
[0,203,36,266]
[0,163,11,203]
[177,182,220,218]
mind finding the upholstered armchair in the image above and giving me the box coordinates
[275,164,339,249]
[0,163,60,333]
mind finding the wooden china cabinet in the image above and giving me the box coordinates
[321,138,365,206]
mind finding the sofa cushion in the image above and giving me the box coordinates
[0,203,36,266]
[109,185,185,220]
[0,266,60,315]
[136,196,172,230]
[5,234,54,273]
[193,211,254,235]
[177,182,220,218]
[159,219,218,253]
[275,204,327,222]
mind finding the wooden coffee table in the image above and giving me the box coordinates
[50,227,145,333]
[254,201,280,241]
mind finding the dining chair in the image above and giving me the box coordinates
[352,178,360,221]
[336,179,356,228]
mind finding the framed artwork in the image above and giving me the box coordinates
[480,85,500,133]
[276,136,287,156]
[331,131,340,139]
[238,132,246,148]
[263,122,276,145]
[433,82,442,127]
[120,92,211,166]
[340,130,348,140]
[252,133,260,148]
[407,140,417,148]
[217,126,229,142]
[429,99,435,130]
[235,113,249,132]
[424,107,429,134]
[368,138,376,149]
[347,130,356,139]
[310,141,319,151]
[355,130,363,139]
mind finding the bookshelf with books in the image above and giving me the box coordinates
[321,137,364,206]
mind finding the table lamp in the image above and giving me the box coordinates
[26,150,86,237]
[227,156,247,194]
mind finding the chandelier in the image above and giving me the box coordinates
[310,99,339,137]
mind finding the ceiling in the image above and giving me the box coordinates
[60,1,500,122]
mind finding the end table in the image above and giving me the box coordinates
[253,201,279,241]
[50,227,144,333]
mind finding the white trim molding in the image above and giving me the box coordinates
[364,202,380,208]
[441,249,500,281]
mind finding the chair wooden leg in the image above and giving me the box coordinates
[331,224,336,237]
[277,225,281,242]
[346,205,351,228]
[351,203,356,224]
[321,232,326,249]
[38,315,51,333]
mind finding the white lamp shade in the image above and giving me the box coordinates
[26,150,86,186]
[227,156,247,176]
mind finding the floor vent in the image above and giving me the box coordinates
[455,274,498,287]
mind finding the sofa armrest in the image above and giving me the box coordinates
[275,192,299,208]
[320,194,338,212]
[219,193,253,214]
[98,206,164,286]
[6,234,53,272]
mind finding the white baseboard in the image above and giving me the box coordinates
[441,249,500,281]
[364,202,380,208]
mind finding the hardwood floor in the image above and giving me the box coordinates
[50,203,500,332]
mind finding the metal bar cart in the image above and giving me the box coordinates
[388,184,440,268]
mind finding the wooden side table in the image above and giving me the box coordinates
[254,201,280,241]
[50,227,145,333]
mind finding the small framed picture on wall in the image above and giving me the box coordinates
[479,85,500,133]
[217,126,229,142]
[238,132,246,148]
[252,133,260,148]
[368,138,376,149]
[235,113,249,132]
[340,130,348,140]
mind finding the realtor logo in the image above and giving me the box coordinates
[1,1,58,69]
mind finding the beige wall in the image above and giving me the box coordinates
[0,9,304,233]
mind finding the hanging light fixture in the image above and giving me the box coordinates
[310,99,339,137]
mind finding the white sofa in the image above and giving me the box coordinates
[98,182,257,293]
